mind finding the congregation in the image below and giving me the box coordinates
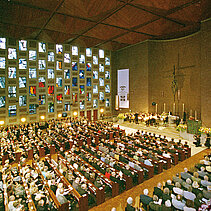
[0,117,210,211]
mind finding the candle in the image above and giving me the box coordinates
[195,110,197,120]
[182,103,185,113]
[190,109,192,117]
[155,104,158,113]
[173,103,176,115]
[164,103,166,113]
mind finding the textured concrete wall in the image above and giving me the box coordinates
[200,19,211,127]
[148,32,201,118]
[112,42,149,114]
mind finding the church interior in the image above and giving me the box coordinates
[0,0,210,210]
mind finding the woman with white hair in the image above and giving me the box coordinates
[125,197,135,211]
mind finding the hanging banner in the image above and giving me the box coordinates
[118,69,129,108]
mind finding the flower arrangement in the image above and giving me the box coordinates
[199,127,211,135]
[117,113,126,119]
[176,124,187,132]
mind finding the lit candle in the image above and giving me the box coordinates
[164,103,166,113]
[182,103,185,113]
[195,110,197,120]
[156,104,158,113]
[190,109,192,117]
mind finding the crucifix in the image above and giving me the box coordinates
[165,53,195,102]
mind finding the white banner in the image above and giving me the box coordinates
[118,69,129,108]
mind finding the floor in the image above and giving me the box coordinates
[89,121,209,211]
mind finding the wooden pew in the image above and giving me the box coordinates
[67,150,119,198]
[46,157,89,211]
[58,154,105,205]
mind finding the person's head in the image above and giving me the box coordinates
[175,182,181,188]
[38,199,44,206]
[204,175,209,181]
[193,172,199,178]
[201,166,205,172]
[127,197,133,205]
[152,195,158,202]
[184,168,188,173]
[164,187,169,195]
[176,173,180,177]
[9,195,15,201]
[111,208,116,211]
[165,200,171,207]
[167,180,172,185]
[192,181,199,189]
[186,178,192,185]
[176,194,182,201]
[59,188,64,195]
[143,189,149,195]
[157,182,162,188]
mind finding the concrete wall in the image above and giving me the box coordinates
[148,32,201,118]
[112,19,211,127]
[200,19,211,127]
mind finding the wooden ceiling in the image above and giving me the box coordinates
[0,0,210,51]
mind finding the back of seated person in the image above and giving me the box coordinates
[172,194,186,210]
[149,195,162,210]
[140,189,153,210]
[173,173,183,184]
[153,182,163,198]
[181,178,192,190]
[125,197,135,211]
[181,168,192,180]
[183,199,196,211]
[201,175,211,188]
[162,188,171,204]
[161,200,172,211]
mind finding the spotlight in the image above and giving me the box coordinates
[0,120,4,125]
[73,111,78,116]
[100,108,104,113]
[40,115,45,120]
[58,113,62,118]
[21,117,26,123]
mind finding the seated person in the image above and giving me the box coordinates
[173,173,183,184]
[172,194,186,210]
[183,199,196,211]
[201,175,211,188]
[125,197,135,211]
[197,166,208,178]
[140,189,153,210]
[161,200,171,211]
[162,188,171,204]
[181,168,192,180]
[149,195,162,210]
[191,172,201,184]
[153,182,163,198]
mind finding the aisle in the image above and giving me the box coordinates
[89,148,211,211]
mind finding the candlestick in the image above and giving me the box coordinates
[195,110,197,120]
[155,104,158,113]
[164,103,166,113]
[173,103,176,115]
[182,103,185,113]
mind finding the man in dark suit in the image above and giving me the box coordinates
[140,189,153,210]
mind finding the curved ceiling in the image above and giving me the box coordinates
[0,0,210,50]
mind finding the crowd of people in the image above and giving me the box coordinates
[0,117,209,211]
[124,154,211,210]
